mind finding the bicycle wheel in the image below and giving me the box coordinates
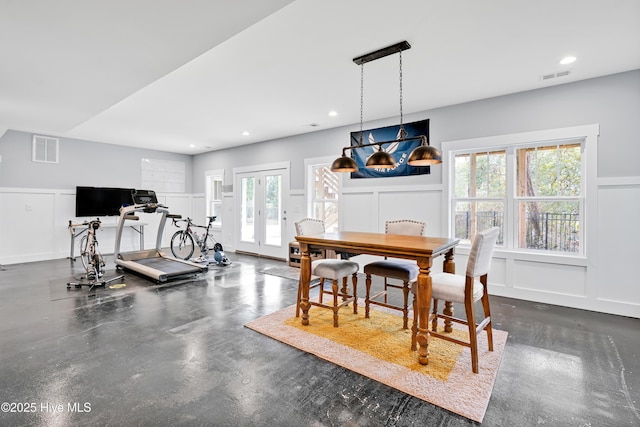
[93,253,103,278]
[171,230,195,260]
[79,235,91,272]
[203,234,218,256]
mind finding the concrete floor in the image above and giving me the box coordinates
[0,253,638,426]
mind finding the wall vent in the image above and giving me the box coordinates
[541,70,571,81]
[32,135,59,163]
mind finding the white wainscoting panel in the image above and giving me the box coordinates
[342,192,376,232]
[378,190,443,236]
[0,191,56,262]
[596,185,640,305]
[513,260,587,296]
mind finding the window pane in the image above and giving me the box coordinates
[454,154,470,198]
[210,202,222,219]
[454,201,504,245]
[314,166,339,200]
[517,143,581,197]
[474,151,506,197]
[313,201,338,232]
[518,201,580,253]
[213,180,222,200]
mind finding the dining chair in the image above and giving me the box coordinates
[295,218,359,327]
[411,226,500,373]
[364,219,425,329]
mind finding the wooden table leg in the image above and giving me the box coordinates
[416,256,433,365]
[299,243,312,326]
[443,248,456,332]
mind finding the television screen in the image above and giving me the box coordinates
[75,186,135,217]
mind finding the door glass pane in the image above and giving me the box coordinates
[265,174,281,246]
[240,177,255,242]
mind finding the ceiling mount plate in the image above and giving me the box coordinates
[353,41,411,65]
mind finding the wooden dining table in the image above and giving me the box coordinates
[295,231,459,366]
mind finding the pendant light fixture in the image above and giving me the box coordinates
[330,41,442,172]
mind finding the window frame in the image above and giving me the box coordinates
[442,124,598,263]
[205,169,224,229]
[304,156,342,232]
[32,135,59,163]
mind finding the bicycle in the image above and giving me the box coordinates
[170,216,231,266]
[67,218,124,290]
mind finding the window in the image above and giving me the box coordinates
[446,125,597,256]
[205,170,224,227]
[306,158,340,232]
[454,150,506,246]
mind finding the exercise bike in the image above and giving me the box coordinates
[67,219,124,290]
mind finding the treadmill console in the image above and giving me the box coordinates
[132,189,160,212]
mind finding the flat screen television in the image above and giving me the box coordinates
[75,186,135,217]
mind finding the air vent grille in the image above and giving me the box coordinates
[541,70,571,81]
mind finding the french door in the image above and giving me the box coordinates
[234,164,289,259]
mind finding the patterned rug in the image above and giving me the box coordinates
[245,303,508,422]
[260,266,319,282]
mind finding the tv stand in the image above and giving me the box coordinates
[67,220,146,260]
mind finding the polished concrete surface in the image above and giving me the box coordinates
[0,254,638,426]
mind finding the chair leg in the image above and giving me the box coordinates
[365,274,372,318]
[397,281,407,329]
[332,279,339,327]
[443,301,454,332]
[411,295,418,351]
[351,272,358,314]
[318,278,325,304]
[341,276,348,302]
[383,277,388,303]
[296,277,302,317]
[481,281,494,352]
[465,298,479,374]
[431,299,439,331]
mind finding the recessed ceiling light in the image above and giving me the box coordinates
[189,144,196,148]
[559,56,576,65]
[242,131,250,136]
[328,111,338,117]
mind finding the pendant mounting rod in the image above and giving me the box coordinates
[353,41,411,65]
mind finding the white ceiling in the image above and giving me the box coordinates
[2,0,639,155]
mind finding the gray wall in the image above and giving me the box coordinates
[192,69,640,192]
[0,132,194,192]
[1,70,637,193]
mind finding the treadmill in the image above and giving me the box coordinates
[114,189,207,282]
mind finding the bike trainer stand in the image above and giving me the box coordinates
[67,273,125,292]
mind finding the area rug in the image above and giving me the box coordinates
[245,303,508,422]
[260,266,318,282]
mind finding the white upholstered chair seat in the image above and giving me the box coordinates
[411,273,484,304]
[312,259,359,279]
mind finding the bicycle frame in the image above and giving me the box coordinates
[80,219,103,278]
[68,218,124,290]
